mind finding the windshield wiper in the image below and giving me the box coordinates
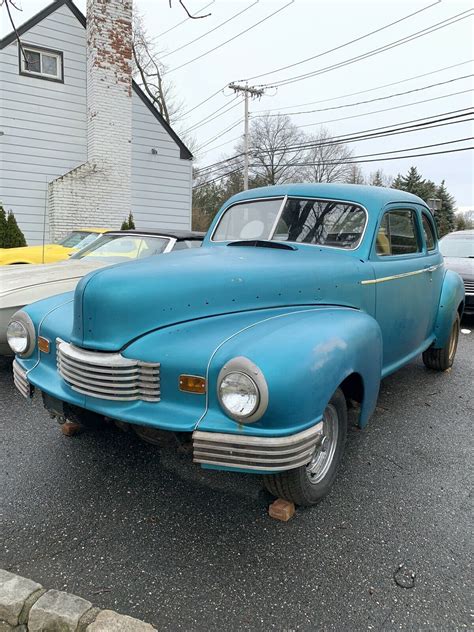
[227,240,296,251]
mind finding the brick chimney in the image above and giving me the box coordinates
[48,0,133,239]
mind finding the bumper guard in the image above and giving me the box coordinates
[193,422,323,472]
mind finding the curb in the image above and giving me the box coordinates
[0,570,156,631]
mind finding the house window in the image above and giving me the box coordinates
[19,45,63,82]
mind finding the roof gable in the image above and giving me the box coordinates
[0,0,192,160]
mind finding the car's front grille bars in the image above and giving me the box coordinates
[57,339,160,402]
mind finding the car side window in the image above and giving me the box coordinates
[421,213,436,251]
[376,209,421,257]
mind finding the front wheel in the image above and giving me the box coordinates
[263,388,347,507]
[422,313,460,371]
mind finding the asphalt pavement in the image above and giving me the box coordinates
[1,318,472,631]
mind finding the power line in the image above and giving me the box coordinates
[255,9,474,89]
[252,74,473,119]
[167,0,295,74]
[253,60,473,114]
[194,146,473,188]
[256,137,473,167]
[183,96,241,134]
[195,117,244,152]
[194,109,473,173]
[198,134,242,157]
[238,0,441,83]
[162,1,259,59]
[152,0,215,40]
[175,85,228,121]
[295,88,473,130]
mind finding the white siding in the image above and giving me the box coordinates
[0,2,192,245]
[0,4,88,244]
[131,97,192,231]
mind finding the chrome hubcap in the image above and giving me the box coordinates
[448,319,459,361]
[306,403,339,484]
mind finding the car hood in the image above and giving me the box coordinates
[0,260,107,309]
[443,256,474,279]
[71,245,371,351]
[0,244,69,263]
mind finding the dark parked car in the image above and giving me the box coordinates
[439,229,474,315]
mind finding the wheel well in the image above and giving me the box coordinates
[457,301,464,318]
[339,372,364,408]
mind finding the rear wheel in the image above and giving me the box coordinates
[263,388,347,506]
[422,313,460,371]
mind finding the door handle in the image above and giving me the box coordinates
[425,265,439,273]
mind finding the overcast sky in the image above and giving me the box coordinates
[2,0,473,207]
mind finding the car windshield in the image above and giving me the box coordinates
[212,197,367,249]
[70,234,170,263]
[57,231,98,248]
[439,234,474,258]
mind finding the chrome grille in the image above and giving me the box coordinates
[57,339,160,402]
[464,279,474,295]
[13,360,33,399]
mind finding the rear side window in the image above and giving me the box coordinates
[376,209,421,256]
[421,213,436,251]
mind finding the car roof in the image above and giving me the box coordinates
[225,183,428,210]
[103,229,205,240]
[443,229,474,236]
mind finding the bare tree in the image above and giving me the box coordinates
[243,113,308,185]
[300,127,354,183]
[345,164,365,184]
[132,12,185,124]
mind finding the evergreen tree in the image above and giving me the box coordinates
[4,210,27,248]
[0,204,7,248]
[434,180,456,237]
[391,166,436,202]
[370,170,385,187]
[392,174,403,189]
[120,212,136,230]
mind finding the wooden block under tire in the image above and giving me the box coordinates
[60,421,82,436]
[268,498,296,521]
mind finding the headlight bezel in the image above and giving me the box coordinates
[217,356,269,424]
[7,310,36,358]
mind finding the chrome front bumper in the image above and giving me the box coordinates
[193,422,323,472]
[12,360,33,399]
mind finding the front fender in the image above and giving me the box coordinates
[433,269,464,348]
[199,306,383,435]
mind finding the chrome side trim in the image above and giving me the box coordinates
[361,263,443,285]
[13,360,33,399]
[193,421,323,472]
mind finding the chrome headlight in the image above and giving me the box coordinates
[217,356,268,423]
[7,311,36,357]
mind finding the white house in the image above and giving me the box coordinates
[0,0,193,245]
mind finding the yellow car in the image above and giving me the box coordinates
[0,228,108,265]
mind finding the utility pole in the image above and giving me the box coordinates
[228,83,265,190]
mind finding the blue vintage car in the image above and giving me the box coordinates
[8,184,465,506]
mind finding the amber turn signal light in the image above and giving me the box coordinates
[179,375,206,394]
[38,336,50,353]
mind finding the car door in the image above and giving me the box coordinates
[370,205,434,375]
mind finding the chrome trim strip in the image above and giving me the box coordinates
[361,263,443,285]
[193,422,323,472]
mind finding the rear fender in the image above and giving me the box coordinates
[433,269,464,348]
[203,307,383,432]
